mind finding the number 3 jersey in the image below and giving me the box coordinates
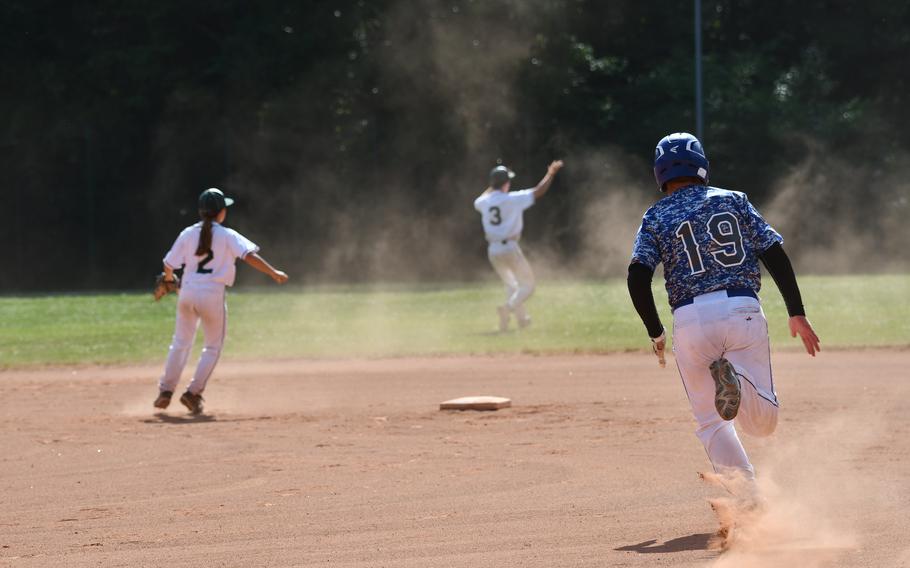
[163,222,259,287]
[631,185,782,308]
[474,189,536,243]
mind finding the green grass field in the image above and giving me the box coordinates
[1,275,907,368]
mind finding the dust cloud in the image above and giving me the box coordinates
[514,142,910,282]
[197,1,583,285]
[552,141,910,280]
[302,1,565,283]
[150,5,909,287]
[703,410,897,567]
[762,148,910,274]
[552,148,654,278]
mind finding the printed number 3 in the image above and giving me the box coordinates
[197,251,214,274]
[675,212,746,275]
[489,206,502,226]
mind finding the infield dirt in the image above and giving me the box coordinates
[2,350,908,567]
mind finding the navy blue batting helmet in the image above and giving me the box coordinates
[653,132,709,191]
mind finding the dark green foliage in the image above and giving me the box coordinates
[2,1,908,290]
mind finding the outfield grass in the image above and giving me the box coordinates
[1,275,907,367]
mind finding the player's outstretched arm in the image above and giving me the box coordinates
[758,243,820,356]
[789,316,820,357]
[243,253,289,284]
[532,160,564,200]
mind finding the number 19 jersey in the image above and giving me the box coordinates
[631,185,782,308]
[474,188,536,243]
[163,222,259,287]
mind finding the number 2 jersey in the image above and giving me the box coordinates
[631,185,782,308]
[473,188,536,243]
[163,222,259,287]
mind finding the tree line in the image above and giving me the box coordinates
[2,0,908,290]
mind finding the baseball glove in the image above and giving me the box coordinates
[153,273,180,301]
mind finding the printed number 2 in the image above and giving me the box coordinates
[196,251,214,274]
[489,206,502,226]
[675,212,746,275]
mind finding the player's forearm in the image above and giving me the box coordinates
[758,243,805,317]
[243,253,281,278]
[532,160,564,199]
[627,263,664,338]
[162,264,175,280]
[532,173,556,200]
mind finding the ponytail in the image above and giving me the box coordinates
[196,211,217,256]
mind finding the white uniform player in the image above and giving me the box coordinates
[474,161,563,331]
[154,188,288,414]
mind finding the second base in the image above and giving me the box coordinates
[439,396,511,411]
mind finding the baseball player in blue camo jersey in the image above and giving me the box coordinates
[627,132,820,482]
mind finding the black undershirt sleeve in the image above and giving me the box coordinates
[758,242,806,317]
[627,262,665,338]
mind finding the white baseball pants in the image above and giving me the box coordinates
[672,290,779,478]
[159,284,227,395]
[488,243,535,320]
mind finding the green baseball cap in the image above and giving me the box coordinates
[489,165,516,188]
[198,188,234,214]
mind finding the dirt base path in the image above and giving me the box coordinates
[2,350,908,567]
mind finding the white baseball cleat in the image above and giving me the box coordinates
[517,315,532,329]
[497,305,510,332]
[710,358,741,421]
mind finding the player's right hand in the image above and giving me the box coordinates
[789,316,820,357]
[651,331,667,368]
[548,160,564,175]
[272,270,289,285]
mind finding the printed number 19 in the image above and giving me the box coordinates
[675,221,705,274]
[675,212,746,275]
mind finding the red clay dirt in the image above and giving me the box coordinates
[1,350,908,567]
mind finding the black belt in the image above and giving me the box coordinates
[501,240,508,245]
[672,288,757,312]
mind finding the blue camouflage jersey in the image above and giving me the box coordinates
[631,185,782,308]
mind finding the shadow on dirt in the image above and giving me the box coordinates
[615,532,714,554]
[143,413,217,424]
[142,413,279,424]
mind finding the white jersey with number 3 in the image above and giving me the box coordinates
[163,222,259,287]
[474,189,536,243]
